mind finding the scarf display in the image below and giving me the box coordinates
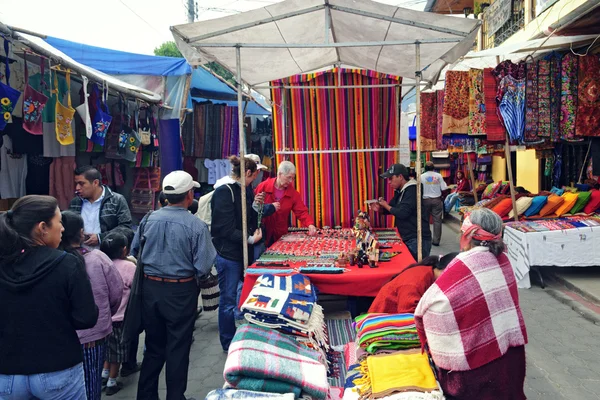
[354,314,420,354]
[538,60,551,137]
[415,247,528,372]
[419,92,437,151]
[184,102,239,158]
[549,57,562,142]
[575,54,600,137]
[468,69,486,135]
[435,90,446,150]
[560,53,580,141]
[270,68,399,228]
[524,61,539,143]
[442,71,470,134]
[224,324,329,399]
[483,68,505,142]
[498,76,526,142]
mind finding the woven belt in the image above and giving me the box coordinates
[144,274,195,283]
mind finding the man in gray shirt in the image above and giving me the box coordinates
[131,170,216,400]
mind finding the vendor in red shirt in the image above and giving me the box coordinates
[369,252,458,314]
[255,161,317,245]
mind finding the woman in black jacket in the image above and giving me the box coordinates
[0,195,98,400]
[211,156,262,352]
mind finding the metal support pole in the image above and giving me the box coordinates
[415,42,422,262]
[236,46,249,269]
[395,84,401,162]
[466,153,478,203]
[179,73,192,124]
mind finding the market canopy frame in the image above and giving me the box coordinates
[171,0,481,266]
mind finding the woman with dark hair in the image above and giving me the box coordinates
[369,252,458,314]
[415,208,528,399]
[444,170,471,213]
[0,195,98,399]
[211,155,262,352]
[61,211,124,400]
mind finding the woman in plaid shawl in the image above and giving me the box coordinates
[415,208,528,399]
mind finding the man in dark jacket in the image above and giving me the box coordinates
[370,163,432,261]
[69,166,133,248]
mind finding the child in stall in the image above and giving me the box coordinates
[100,232,137,396]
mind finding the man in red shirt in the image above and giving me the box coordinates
[255,161,317,245]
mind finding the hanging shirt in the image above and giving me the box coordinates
[0,136,28,199]
[81,187,106,236]
[421,171,448,199]
[204,159,217,184]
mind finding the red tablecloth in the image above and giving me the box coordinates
[239,240,416,307]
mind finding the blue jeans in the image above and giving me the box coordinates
[215,255,244,351]
[0,363,86,400]
[404,238,432,261]
[253,242,266,264]
[444,192,460,212]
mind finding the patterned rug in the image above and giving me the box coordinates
[326,316,356,387]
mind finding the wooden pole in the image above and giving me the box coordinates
[179,73,192,124]
[415,42,422,262]
[466,152,478,203]
[236,46,249,269]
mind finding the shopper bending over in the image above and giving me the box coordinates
[369,252,458,314]
[255,161,316,245]
[415,208,527,400]
[0,196,98,399]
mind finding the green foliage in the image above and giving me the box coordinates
[153,41,183,58]
[207,62,236,86]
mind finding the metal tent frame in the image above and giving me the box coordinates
[172,0,481,267]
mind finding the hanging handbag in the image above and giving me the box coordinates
[130,168,155,214]
[75,75,93,139]
[91,84,112,146]
[55,69,76,145]
[408,115,417,140]
[22,53,48,135]
[0,40,22,131]
[198,267,220,312]
[138,106,151,146]
[134,167,161,192]
[122,211,152,343]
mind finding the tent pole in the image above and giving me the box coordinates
[179,73,192,124]
[236,46,249,269]
[415,42,422,262]
[466,153,478,203]
[396,84,401,162]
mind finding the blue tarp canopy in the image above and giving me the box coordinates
[45,36,191,76]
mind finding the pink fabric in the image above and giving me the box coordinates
[459,215,502,251]
[49,156,76,210]
[111,259,136,322]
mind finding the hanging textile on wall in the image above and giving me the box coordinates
[549,56,562,142]
[442,71,469,134]
[538,60,551,138]
[575,54,600,137]
[498,75,526,142]
[524,61,539,143]
[186,102,239,159]
[483,68,505,142]
[468,69,486,136]
[560,53,580,142]
[420,92,437,151]
[270,68,400,228]
[436,90,446,150]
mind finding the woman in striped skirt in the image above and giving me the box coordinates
[61,211,124,400]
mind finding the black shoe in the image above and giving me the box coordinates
[102,377,108,389]
[105,382,123,396]
[432,242,440,246]
[120,362,142,377]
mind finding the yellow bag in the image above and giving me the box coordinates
[55,70,75,145]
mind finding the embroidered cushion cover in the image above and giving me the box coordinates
[568,191,592,215]
[509,197,533,218]
[583,190,600,214]
[551,192,579,217]
[492,198,513,217]
[537,194,564,217]
[523,196,548,217]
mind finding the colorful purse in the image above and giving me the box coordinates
[22,54,48,135]
[90,84,112,146]
[138,107,151,146]
[0,40,22,131]
[55,70,76,145]
[130,168,155,214]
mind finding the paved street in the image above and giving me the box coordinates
[104,222,600,399]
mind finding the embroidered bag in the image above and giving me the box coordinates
[0,40,22,131]
[130,168,155,214]
[22,54,48,135]
[138,106,151,145]
[75,75,93,139]
[134,167,161,192]
[55,70,76,145]
[408,116,417,140]
[91,84,112,146]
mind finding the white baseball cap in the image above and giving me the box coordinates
[245,154,268,171]
[162,171,200,194]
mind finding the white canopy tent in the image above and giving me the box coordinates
[171,0,480,266]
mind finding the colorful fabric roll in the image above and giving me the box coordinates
[468,69,487,136]
[442,71,470,134]
[354,313,420,354]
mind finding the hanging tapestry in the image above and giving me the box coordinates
[483,68,505,142]
[468,69,486,136]
[538,60,551,137]
[436,90,446,150]
[498,76,526,143]
[575,54,600,137]
[271,68,400,228]
[187,102,240,159]
[420,92,437,152]
[524,62,539,143]
[560,53,580,141]
[549,57,562,142]
[442,71,469,134]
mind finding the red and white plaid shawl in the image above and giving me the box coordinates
[415,247,528,371]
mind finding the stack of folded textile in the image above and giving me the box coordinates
[241,274,329,365]
[354,314,420,354]
[224,324,329,400]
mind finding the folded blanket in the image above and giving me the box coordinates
[224,325,329,400]
[354,314,420,353]
[242,286,314,324]
[205,388,295,400]
[254,274,315,299]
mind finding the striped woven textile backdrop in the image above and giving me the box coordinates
[271,68,400,228]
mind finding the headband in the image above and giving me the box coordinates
[460,215,502,251]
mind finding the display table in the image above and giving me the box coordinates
[504,223,600,289]
[239,233,416,306]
